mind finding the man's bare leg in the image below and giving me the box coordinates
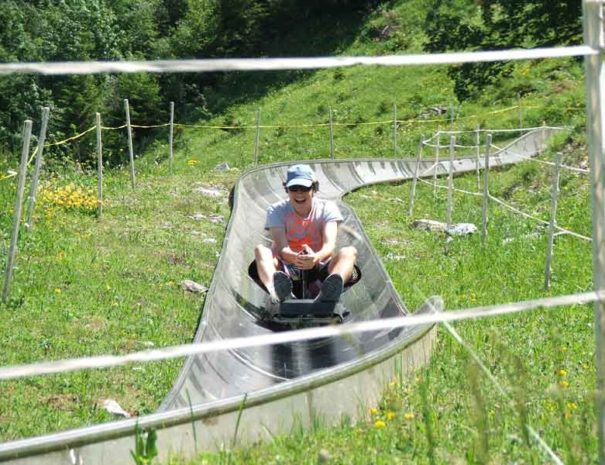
[317,246,358,303]
[328,246,357,283]
[254,245,278,300]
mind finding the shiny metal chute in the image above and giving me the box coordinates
[0,128,558,464]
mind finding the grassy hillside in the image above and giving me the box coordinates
[0,0,596,463]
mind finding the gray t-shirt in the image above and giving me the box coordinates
[265,198,342,253]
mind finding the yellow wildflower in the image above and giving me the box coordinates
[404,412,415,421]
[53,288,61,294]
[369,407,379,416]
[559,380,570,389]
[40,183,97,214]
[374,420,386,429]
[187,159,198,166]
[558,369,567,377]
[567,402,578,411]
[386,411,396,421]
[545,400,557,412]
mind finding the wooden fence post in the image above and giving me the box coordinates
[96,112,103,218]
[25,107,50,231]
[544,151,562,290]
[169,101,175,174]
[3,120,33,303]
[253,108,261,166]
[446,135,455,229]
[124,99,136,189]
[481,134,492,246]
[408,136,424,217]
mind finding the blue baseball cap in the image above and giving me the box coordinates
[285,164,316,188]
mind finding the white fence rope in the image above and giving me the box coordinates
[422,126,547,145]
[422,126,564,148]
[487,193,592,241]
[418,176,483,197]
[0,46,595,76]
[490,143,590,174]
[418,171,591,241]
[443,322,564,465]
[0,291,599,381]
[414,139,592,243]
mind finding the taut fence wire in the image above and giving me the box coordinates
[0,46,594,75]
[414,128,592,243]
[0,290,599,381]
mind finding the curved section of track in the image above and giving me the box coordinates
[0,129,558,465]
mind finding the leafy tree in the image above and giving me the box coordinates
[424,0,582,100]
[0,0,387,163]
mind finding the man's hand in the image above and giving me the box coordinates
[295,244,319,270]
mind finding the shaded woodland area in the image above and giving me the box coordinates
[0,0,582,164]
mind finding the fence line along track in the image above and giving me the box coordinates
[414,130,592,244]
[489,142,590,174]
[12,106,535,151]
[417,175,592,242]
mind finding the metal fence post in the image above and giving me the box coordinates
[124,99,136,189]
[253,108,261,165]
[2,120,33,303]
[393,103,398,156]
[544,152,562,290]
[433,130,441,197]
[518,92,523,128]
[25,107,50,231]
[408,136,424,217]
[329,108,335,159]
[169,101,175,174]
[582,3,605,461]
[446,135,455,228]
[481,134,492,246]
[475,124,481,190]
[96,112,103,218]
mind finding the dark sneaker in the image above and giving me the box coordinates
[273,271,293,302]
[317,273,344,303]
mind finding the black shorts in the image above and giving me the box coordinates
[248,259,361,298]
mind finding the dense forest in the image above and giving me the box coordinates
[0,0,582,164]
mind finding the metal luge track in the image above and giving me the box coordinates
[0,129,558,464]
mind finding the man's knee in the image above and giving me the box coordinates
[254,244,272,261]
[338,246,357,261]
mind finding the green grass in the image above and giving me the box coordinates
[0,0,597,461]
[0,163,237,438]
[169,150,595,465]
